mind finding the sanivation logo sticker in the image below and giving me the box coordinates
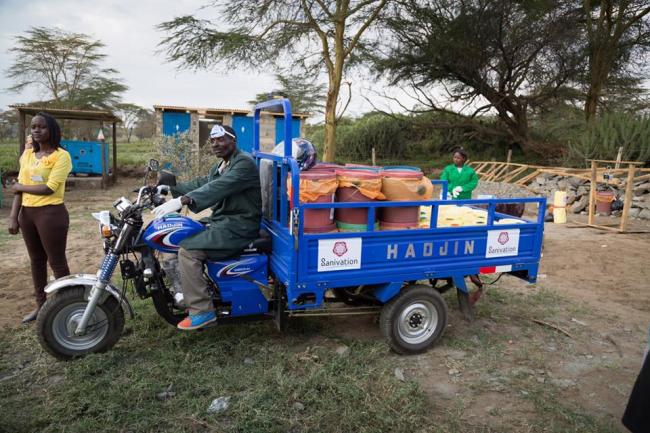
[486,229,520,258]
[332,241,348,257]
[318,238,362,272]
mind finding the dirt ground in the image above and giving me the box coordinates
[1,177,649,431]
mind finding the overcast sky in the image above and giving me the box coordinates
[0,0,393,121]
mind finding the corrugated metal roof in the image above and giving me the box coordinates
[153,104,310,118]
[11,105,121,122]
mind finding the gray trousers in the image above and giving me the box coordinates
[177,248,214,314]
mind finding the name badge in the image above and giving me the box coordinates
[31,175,44,182]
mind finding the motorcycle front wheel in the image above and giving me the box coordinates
[36,287,125,360]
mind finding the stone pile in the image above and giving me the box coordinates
[527,173,650,219]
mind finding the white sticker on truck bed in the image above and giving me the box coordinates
[318,238,362,272]
[486,229,520,258]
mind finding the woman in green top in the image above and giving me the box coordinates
[440,148,478,199]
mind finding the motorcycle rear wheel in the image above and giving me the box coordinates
[36,287,125,360]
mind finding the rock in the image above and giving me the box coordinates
[292,402,305,411]
[550,378,576,389]
[394,368,406,382]
[565,191,577,205]
[156,385,175,401]
[244,357,254,365]
[541,173,555,180]
[448,368,460,376]
[335,345,350,357]
[470,335,481,344]
[570,195,589,213]
[577,185,589,196]
[535,175,547,185]
[638,196,650,210]
[446,350,467,360]
[634,182,650,193]
[567,177,585,188]
[207,396,231,414]
[639,209,650,220]
[557,180,568,190]
[628,208,641,218]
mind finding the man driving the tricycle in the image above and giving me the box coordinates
[153,124,262,330]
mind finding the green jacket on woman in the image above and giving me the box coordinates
[440,164,479,200]
[170,149,262,259]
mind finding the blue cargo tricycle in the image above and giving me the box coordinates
[36,99,545,359]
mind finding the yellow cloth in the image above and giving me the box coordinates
[18,148,72,207]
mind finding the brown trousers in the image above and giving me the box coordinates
[18,204,70,306]
[177,248,214,314]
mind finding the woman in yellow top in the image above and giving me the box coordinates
[8,113,73,324]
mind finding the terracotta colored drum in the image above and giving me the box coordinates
[290,171,337,233]
[335,169,383,226]
[595,190,615,216]
[380,169,425,226]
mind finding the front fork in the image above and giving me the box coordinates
[75,223,133,336]
[74,253,120,335]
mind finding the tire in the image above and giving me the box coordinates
[36,287,125,361]
[380,284,448,355]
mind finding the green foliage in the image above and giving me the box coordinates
[155,133,217,181]
[567,112,650,164]
[248,74,326,114]
[5,27,127,110]
[0,141,19,174]
[305,112,518,165]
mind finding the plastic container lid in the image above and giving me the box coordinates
[300,171,337,180]
[383,165,422,172]
[381,170,423,179]
[335,168,382,179]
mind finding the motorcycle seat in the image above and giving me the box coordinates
[242,230,272,254]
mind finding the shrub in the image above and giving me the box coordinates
[154,133,217,181]
[567,112,650,165]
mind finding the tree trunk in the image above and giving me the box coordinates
[323,90,338,162]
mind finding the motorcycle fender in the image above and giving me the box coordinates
[44,274,135,318]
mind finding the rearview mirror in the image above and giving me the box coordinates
[148,159,160,172]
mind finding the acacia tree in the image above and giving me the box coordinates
[583,0,650,121]
[378,0,584,153]
[5,27,127,109]
[158,0,389,161]
[116,103,146,143]
[248,73,326,114]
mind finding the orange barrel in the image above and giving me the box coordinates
[335,168,385,228]
[380,169,433,229]
[288,170,338,233]
[595,190,615,216]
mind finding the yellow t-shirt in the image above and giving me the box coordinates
[18,148,72,207]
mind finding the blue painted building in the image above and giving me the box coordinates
[154,104,308,153]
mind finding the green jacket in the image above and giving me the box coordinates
[440,164,479,200]
[170,149,262,259]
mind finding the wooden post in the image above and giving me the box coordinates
[506,148,512,174]
[18,110,26,155]
[371,147,376,166]
[587,160,597,225]
[112,121,117,184]
[620,163,636,233]
[615,146,623,169]
[100,121,107,189]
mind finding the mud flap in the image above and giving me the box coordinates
[457,289,475,322]
[273,281,288,332]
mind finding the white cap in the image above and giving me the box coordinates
[209,124,234,139]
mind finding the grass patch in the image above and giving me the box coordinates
[0,300,434,433]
